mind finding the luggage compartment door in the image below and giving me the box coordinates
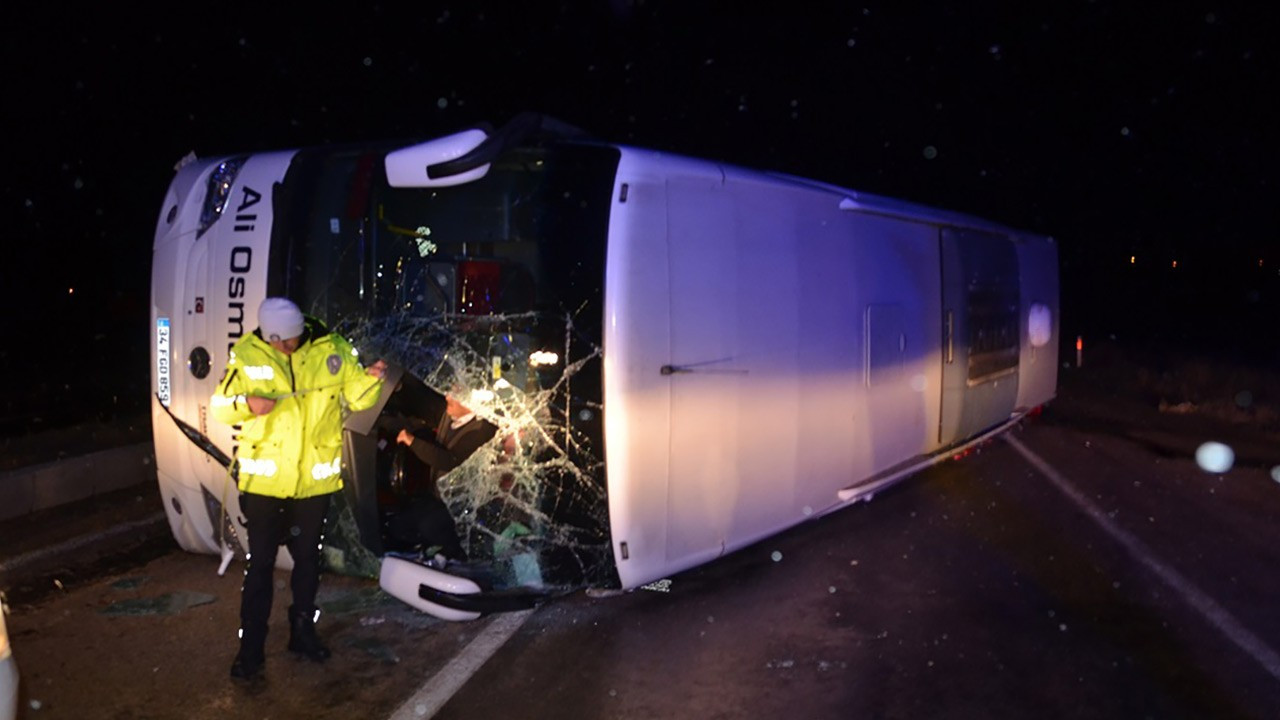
[938,228,1020,446]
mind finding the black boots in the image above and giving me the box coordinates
[287,605,331,662]
[232,607,329,681]
[230,624,266,681]
[230,647,265,681]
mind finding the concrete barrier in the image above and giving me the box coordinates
[0,443,155,522]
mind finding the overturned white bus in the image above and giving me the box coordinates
[150,113,1058,620]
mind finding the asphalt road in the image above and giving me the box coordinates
[3,370,1280,719]
[429,414,1280,720]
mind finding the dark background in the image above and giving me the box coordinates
[2,1,1276,436]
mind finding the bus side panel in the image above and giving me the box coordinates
[663,173,765,571]
[844,212,944,461]
[603,159,675,590]
[606,154,955,590]
[659,172,943,582]
[939,229,1021,445]
[603,151,1052,592]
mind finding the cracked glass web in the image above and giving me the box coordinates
[329,308,613,592]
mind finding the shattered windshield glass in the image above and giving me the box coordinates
[271,141,620,593]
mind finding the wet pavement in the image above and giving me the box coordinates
[2,347,1279,719]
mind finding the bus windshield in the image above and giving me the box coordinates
[267,140,621,588]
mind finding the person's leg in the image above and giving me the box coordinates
[233,492,286,679]
[284,492,332,661]
[420,497,467,561]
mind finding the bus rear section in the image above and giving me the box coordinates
[602,150,1058,590]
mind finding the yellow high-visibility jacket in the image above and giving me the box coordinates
[211,319,383,498]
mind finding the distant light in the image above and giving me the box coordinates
[1172,260,1178,268]
[529,350,559,367]
[68,287,74,295]
[1130,255,1136,264]
[1195,442,1234,473]
[1260,259,1265,267]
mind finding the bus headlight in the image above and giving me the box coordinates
[197,156,248,238]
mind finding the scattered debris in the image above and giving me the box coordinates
[99,591,216,616]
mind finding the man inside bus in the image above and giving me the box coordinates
[386,387,497,562]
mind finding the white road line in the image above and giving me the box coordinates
[387,608,536,720]
[1005,434,1280,682]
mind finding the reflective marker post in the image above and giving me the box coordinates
[1076,335,1083,368]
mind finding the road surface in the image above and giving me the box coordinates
[3,366,1279,719]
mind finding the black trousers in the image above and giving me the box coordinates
[238,492,331,646]
[386,494,466,560]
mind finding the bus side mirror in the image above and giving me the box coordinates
[385,129,491,188]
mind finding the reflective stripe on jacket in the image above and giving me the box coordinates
[211,319,383,499]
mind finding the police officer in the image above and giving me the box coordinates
[211,297,386,681]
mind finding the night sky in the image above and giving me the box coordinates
[3,1,1276,432]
